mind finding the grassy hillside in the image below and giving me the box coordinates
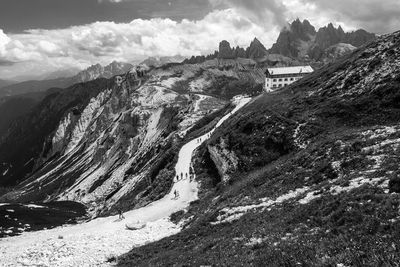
[117,31,400,266]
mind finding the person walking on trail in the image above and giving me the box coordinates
[180,172,183,180]
[118,209,125,220]
[174,190,179,199]
[185,173,188,179]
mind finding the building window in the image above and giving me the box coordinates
[290,78,294,81]
[284,84,288,86]
[272,85,277,88]
[273,79,277,82]
[284,78,288,81]
[278,84,282,87]
[279,79,282,82]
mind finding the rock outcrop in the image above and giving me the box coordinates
[218,40,236,59]
[270,19,375,61]
[208,139,239,183]
[246,38,268,59]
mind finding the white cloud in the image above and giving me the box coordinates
[209,0,287,28]
[0,9,273,80]
[1,0,398,80]
[297,0,400,33]
[0,30,11,57]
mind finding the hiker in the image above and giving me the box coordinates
[118,209,125,220]
[185,173,188,179]
[174,190,179,199]
[176,175,179,181]
[181,172,183,180]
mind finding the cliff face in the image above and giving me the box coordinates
[207,140,239,183]
[270,19,375,62]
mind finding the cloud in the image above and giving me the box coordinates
[0,30,11,57]
[0,9,272,80]
[2,0,398,80]
[209,0,287,28]
[297,0,400,33]
[0,59,15,66]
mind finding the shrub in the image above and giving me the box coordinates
[389,172,400,193]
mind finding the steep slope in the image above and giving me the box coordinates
[0,58,264,216]
[246,38,268,59]
[0,98,250,266]
[117,31,400,266]
[0,79,111,187]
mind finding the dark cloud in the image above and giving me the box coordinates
[0,59,15,66]
[0,0,211,33]
[300,0,400,33]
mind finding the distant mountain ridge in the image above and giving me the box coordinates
[75,61,133,83]
[0,61,133,98]
[184,19,375,66]
[270,19,376,61]
[140,56,185,67]
[0,79,15,89]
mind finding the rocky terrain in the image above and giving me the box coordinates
[140,56,185,68]
[0,61,134,140]
[0,19,397,266]
[270,19,375,63]
[116,30,400,266]
[184,20,374,69]
[0,57,265,219]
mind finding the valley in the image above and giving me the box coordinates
[0,13,398,267]
[0,97,251,267]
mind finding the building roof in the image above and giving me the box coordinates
[267,66,314,76]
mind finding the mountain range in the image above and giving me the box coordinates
[270,19,376,61]
[0,61,133,98]
[0,16,399,265]
[184,20,375,68]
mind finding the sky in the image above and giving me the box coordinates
[0,0,399,81]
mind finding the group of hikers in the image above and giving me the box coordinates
[196,132,213,144]
[175,166,194,181]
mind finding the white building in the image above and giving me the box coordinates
[264,66,314,92]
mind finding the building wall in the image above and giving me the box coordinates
[265,75,304,92]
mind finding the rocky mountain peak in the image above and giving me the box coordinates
[270,19,375,61]
[246,37,268,59]
[75,61,133,83]
[290,19,316,41]
[218,40,235,59]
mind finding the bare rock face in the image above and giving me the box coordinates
[270,19,375,61]
[75,61,133,83]
[207,139,239,184]
[246,38,268,59]
[218,40,235,59]
[270,19,316,58]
